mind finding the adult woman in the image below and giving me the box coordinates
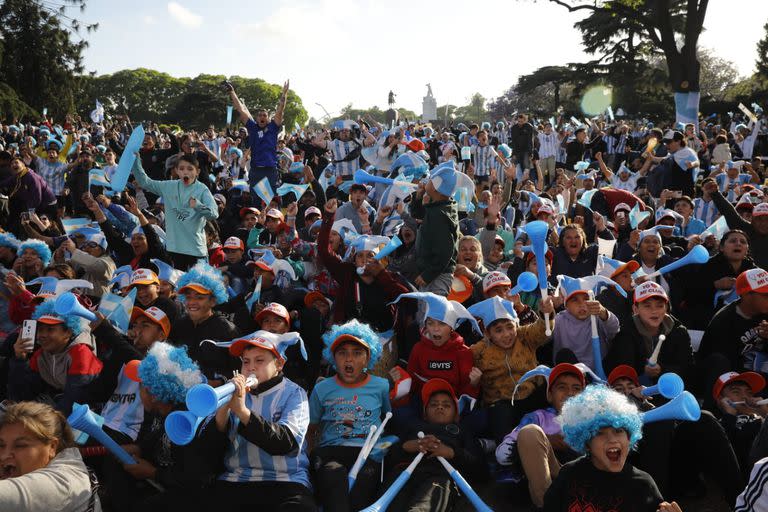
[0,401,100,511]
[131,153,218,270]
[681,230,755,329]
[454,236,490,305]
[0,157,57,236]
[550,223,608,280]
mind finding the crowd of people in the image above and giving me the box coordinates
[1,79,768,512]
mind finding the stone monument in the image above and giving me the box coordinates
[422,83,437,122]
[385,90,399,127]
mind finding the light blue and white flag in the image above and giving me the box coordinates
[701,215,729,241]
[90,100,104,124]
[245,275,263,312]
[276,183,309,199]
[88,168,111,189]
[253,178,275,206]
[98,288,137,334]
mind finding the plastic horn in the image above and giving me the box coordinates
[186,375,257,417]
[54,292,97,322]
[68,403,135,465]
[437,457,494,512]
[348,424,377,490]
[641,391,701,423]
[360,432,426,512]
[165,393,230,445]
[524,221,551,335]
[354,169,397,186]
[643,245,708,280]
[647,334,666,366]
[509,271,538,295]
[587,291,607,380]
[349,411,394,489]
[374,237,402,261]
[641,372,684,399]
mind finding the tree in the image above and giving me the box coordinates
[757,21,768,78]
[0,0,97,118]
[516,66,579,112]
[549,0,709,120]
[697,48,741,101]
[332,105,418,125]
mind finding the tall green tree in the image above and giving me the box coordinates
[757,21,768,79]
[0,0,97,118]
[549,0,709,118]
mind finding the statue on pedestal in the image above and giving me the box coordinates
[426,83,433,98]
[388,90,396,107]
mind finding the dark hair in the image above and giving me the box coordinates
[720,229,750,248]
[176,153,200,169]
[716,134,727,144]
[44,263,76,279]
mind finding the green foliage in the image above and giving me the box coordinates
[757,22,768,78]
[0,0,98,118]
[0,82,39,120]
[333,104,418,125]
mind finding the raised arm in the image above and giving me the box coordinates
[226,83,253,124]
[273,80,290,127]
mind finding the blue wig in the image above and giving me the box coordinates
[137,342,204,404]
[176,262,229,305]
[322,319,382,371]
[17,239,52,267]
[0,232,20,251]
[559,385,643,454]
[32,299,85,337]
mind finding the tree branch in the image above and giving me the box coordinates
[547,0,599,12]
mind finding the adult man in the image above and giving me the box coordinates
[311,120,376,182]
[659,130,699,198]
[227,79,289,192]
[510,113,535,174]
[537,122,560,185]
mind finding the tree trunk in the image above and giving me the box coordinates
[554,83,561,112]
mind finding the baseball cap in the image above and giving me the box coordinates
[303,290,332,309]
[403,139,426,153]
[609,260,640,280]
[607,365,639,386]
[420,378,458,412]
[265,208,284,221]
[614,203,631,214]
[222,236,245,251]
[663,130,684,142]
[129,268,160,287]
[548,363,586,389]
[304,206,321,218]
[255,302,291,326]
[239,206,259,218]
[736,268,768,296]
[482,271,512,294]
[525,249,554,266]
[536,203,554,217]
[37,312,65,325]
[753,203,768,217]
[229,335,285,360]
[130,306,171,338]
[633,281,669,303]
[712,371,765,401]
[213,193,226,206]
[329,333,372,354]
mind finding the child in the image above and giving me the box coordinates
[714,371,767,473]
[392,292,482,399]
[496,363,586,508]
[307,320,389,512]
[110,342,220,511]
[410,161,472,295]
[552,275,620,371]
[605,281,693,385]
[468,296,554,440]
[381,378,486,512]
[206,331,315,510]
[544,385,681,512]
[8,298,101,414]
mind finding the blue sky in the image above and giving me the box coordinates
[78,0,768,120]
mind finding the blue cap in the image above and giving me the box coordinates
[390,292,480,333]
[467,297,518,329]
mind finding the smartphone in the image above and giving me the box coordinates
[672,190,683,198]
[20,212,29,222]
[21,320,36,351]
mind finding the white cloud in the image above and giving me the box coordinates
[167,2,202,28]
[143,15,157,25]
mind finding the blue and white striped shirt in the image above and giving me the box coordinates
[693,197,720,226]
[325,139,361,178]
[219,377,311,488]
[35,157,67,196]
[537,132,560,159]
[605,133,628,155]
[471,144,498,177]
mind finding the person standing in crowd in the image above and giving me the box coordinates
[226,79,290,192]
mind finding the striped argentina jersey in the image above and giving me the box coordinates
[471,144,498,176]
[693,197,720,226]
[327,139,362,178]
[220,377,311,487]
[537,132,560,159]
[100,365,144,440]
